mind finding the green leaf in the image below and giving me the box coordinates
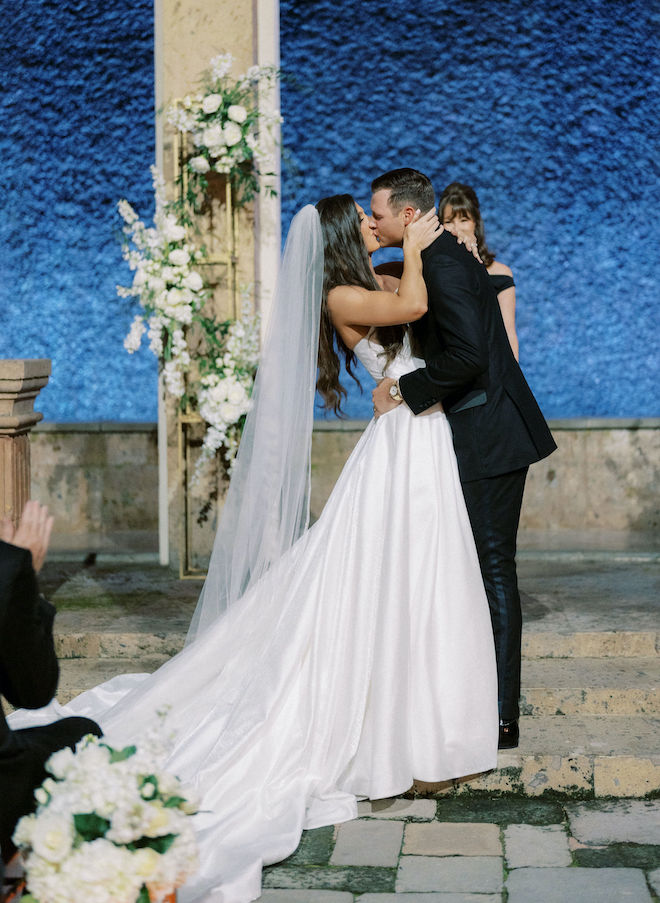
[136,885,151,903]
[163,795,186,809]
[129,833,178,855]
[109,744,137,763]
[73,812,111,841]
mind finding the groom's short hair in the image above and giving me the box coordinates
[371,168,435,214]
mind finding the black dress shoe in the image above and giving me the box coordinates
[498,718,519,749]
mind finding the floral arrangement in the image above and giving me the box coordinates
[117,52,277,492]
[119,168,208,401]
[117,170,260,483]
[13,729,199,903]
[166,52,280,206]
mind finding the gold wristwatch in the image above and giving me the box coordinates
[389,381,403,403]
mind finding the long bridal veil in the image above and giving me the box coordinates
[187,205,324,642]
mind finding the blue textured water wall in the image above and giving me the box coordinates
[0,0,156,420]
[280,0,659,419]
[1,1,658,421]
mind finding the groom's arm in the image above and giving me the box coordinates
[398,253,489,414]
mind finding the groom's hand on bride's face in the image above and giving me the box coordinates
[372,378,401,419]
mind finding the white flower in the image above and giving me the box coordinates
[162,215,186,243]
[183,271,204,292]
[148,275,166,294]
[132,846,161,882]
[202,93,222,115]
[202,124,224,149]
[30,814,74,864]
[219,401,241,423]
[189,155,210,174]
[169,248,190,267]
[210,52,233,80]
[227,104,247,124]
[227,382,247,406]
[13,814,36,848]
[124,315,146,353]
[223,121,243,147]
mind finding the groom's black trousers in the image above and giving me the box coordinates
[461,466,528,723]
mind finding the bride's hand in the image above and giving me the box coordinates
[444,221,483,263]
[403,207,442,252]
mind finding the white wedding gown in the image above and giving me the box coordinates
[10,335,498,903]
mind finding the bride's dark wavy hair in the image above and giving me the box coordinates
[315,194,406,416]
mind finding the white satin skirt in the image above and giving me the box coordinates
[10,403,498,902]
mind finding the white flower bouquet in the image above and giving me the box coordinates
[194,297,261,484]
[13,731,199,903]
[166,52,281,205]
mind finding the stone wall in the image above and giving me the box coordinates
[31,423,158,553]
[30,419,659,555]
[310,420,660,539]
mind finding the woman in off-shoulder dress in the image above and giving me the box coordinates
[440,181,519,360]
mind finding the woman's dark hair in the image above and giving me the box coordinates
[315,194,405,416]
[438,182,495,267]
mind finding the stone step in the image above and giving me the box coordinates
[56,661,660,798]
[412,715,660,798]
[55,631,185,660]
[520,657,660,715]
[56,656,171,704]
[58,656,660,717]
[53,629,660,661]
[522,630,658,659]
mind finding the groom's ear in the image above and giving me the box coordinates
[401,205,417,225]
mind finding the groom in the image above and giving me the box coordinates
[371,168,556,749]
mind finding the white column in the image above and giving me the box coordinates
[255,0,281,335]
[154,0,169,565]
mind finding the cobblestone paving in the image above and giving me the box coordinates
[258,798,660,902]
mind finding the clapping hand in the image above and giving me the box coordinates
[0,501,54,573]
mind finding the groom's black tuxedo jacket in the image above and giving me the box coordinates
[399,230,556,482]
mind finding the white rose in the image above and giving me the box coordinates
[202,93,222,114]
[227,383,247,406]
[202,124,224,148]
[13,814,36,848]
[219,401,241,423]
[223,122,243,147]
[31,814,74,863]
[183,271,204,292]
[132,847,160,881]
[162,215,186,243]
[189,155,210,174]
[227,104,247,124]
[169,248,190,267]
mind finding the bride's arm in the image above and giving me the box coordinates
[328,210,441,328]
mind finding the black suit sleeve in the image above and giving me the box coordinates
[0,541,59,709]
[398,251,489,414]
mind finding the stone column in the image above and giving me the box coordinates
[0,359,51,524]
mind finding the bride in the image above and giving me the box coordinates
[11,198,498,902]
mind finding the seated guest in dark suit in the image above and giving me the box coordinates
[0,501,101,863]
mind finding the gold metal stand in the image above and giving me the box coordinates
[173,125,239,576]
